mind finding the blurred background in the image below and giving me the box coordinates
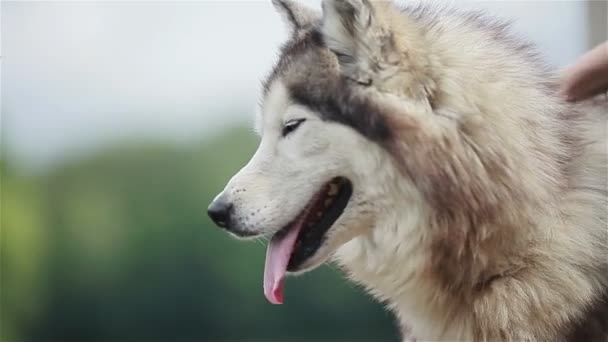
[1,1,606,341]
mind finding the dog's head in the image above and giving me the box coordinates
[207,0,435,304]
[208,0,554,304]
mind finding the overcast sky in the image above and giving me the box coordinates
[1,0,594,169]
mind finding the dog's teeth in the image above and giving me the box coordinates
[328,183,338,196]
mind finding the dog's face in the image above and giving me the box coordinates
[208,0,429,304]
[217,79,385,265]
[208,76,399,303]
[210,78,394,303]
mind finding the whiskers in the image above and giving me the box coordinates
[254,235,269,247]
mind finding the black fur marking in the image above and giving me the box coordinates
[261,28,323,96]
[289,79,392,143]
[264,28,392,144]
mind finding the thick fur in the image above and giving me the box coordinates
[215,1,608,341]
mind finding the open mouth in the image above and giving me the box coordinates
[263,177,353,304]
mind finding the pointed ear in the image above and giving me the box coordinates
[322,0,437,101]
[321,0,395,85]
[321,0,374,40]
[272,0,319,34]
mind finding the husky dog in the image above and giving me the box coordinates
[208,0,608,340]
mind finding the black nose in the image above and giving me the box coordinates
[207,197,233,228]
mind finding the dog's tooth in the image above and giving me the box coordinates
[328,183,338,196]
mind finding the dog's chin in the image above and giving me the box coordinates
[225,228,263,241]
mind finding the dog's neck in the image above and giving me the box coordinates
[333,189,474,341]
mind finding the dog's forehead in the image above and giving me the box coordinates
[257,29,337,129]
[262,29,333,95]
[258,80,291,128]
[257,28,391,143]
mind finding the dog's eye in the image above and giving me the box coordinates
[282,119,306,137]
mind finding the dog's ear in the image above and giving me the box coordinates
[321,0,437,101]
[272,0,319,34]
[321,0,398,86]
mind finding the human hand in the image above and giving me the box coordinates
[559,41,608,102]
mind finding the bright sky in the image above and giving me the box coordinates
[1,0,593,169]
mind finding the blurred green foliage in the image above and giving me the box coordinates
[1,126,397,342]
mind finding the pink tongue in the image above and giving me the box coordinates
[263,222,304,304]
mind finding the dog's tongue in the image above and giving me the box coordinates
[263,222,303,305]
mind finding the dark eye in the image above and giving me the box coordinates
[281,118,306,137]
